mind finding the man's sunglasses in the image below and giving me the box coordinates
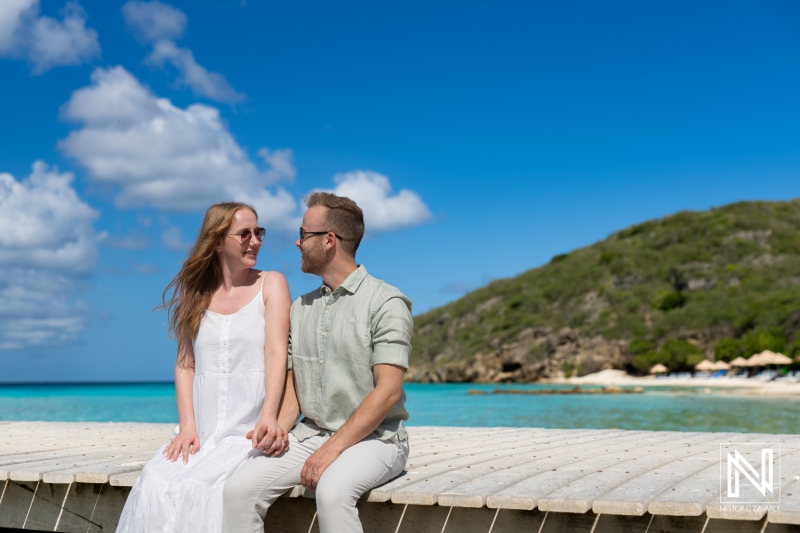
[299,228,343,242]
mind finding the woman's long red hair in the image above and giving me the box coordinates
[161,202,257,368]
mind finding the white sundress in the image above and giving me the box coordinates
[117,277,267,533]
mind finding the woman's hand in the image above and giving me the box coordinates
[164,426,200,464]
[246,415,288,456]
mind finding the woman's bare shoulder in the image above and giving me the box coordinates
[260,270,290,301]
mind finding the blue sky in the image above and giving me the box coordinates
[1,0,799,383]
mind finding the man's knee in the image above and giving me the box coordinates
[315,477,356,512]
[223,469,256,510]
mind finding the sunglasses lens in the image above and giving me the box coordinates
[255,228,266,241]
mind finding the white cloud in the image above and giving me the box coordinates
[147,39,244,103]
[258,148,296,183]
[0,0,100,74]
[59,66,297,229]
[330,171,432,231]
[0,0,35,54]
[0,162,100,350]
[122,2,242,104]
[122,1,186,42]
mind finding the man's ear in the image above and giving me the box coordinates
[325,232,337,250]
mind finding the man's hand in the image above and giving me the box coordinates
[246,418,289,456]
[300,442,342,490]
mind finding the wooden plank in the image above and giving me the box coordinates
[706,448,800,521]
[109,471,142,487]
[376,430,645,505]
[768,476,800,525]
[536,432,731,513]
[649,442,800,518]
[591,433,760,516]
[411,431,682,508]
[7,453,146,483]
[439,432,696,507]
[486,432,726,512]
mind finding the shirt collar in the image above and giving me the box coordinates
[320,264,368,295]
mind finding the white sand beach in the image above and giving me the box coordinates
[554,369,800,397]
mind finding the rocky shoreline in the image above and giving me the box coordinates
[407,327,630,383]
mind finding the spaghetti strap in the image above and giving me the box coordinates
[257,271,267,302]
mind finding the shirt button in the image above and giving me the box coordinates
[326,305,331,310]
[319,360,324,364]
[321,332,327,336]
[317,388,321,392]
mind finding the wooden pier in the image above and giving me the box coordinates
[2,421,800,532]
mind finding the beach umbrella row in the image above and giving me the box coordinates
[746,350,793,366]
[653,350,794,374]
[691,350,793,371]
[694,360,730,371]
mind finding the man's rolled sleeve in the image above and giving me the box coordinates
[370,296,413,368]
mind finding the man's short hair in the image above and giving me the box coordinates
[305,192,365,257]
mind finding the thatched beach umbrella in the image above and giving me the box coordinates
[729,356,748,367]
[650,363,668,374]
[760,351,792,365]
[695,360,716,371]
[746,352,767,367]
[710,360,731,371]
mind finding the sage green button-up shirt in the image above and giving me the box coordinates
[288,265,412,442]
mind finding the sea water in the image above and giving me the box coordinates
[0,382,798,434]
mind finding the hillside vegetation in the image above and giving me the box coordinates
[408,199,800,382]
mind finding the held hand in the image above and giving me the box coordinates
[246,415,286,455]
[164,427,200,464]
[259,426,289,456]
[300,443,342,490]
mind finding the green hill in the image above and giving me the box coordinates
[408,199,800,382]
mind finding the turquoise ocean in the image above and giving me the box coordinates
[0,382,798,434]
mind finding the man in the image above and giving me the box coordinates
[223,192,412,533]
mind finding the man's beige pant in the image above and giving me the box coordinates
[222,432,409,533]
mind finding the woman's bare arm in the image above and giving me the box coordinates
[249,271,292,452]
[165,340,200,463]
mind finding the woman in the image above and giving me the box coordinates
[117,202,291,533]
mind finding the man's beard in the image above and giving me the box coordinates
[300,239,326,275]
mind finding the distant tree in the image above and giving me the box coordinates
[741,328,787,355]
[714,338,743,362]
[658,338,704,371]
